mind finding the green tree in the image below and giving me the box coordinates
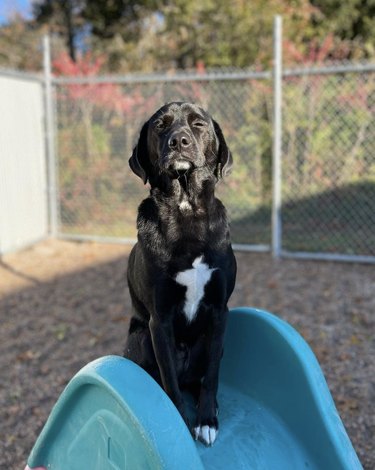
[154,0,315,69]
[310,0,375,57]
[82,0,164,72]
[29,0,375,72]
[83,0,162,40]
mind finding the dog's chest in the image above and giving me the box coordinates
[175,256,216,323]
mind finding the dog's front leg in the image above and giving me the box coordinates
[149,316,186,421]
[149,278,186,416]
[194,307,228,446]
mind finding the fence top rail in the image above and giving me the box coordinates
[281,250,375,265]
[1,60,374,87]
[0,68,44,83]
[50,60,375,86]
[283,61,375,77]
[52,69,272,85]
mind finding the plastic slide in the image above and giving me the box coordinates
[25,307,363,469]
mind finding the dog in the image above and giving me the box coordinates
[124,102,236,446]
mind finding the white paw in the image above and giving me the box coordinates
[193,425,218,446]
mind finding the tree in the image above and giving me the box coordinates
[33,0,85,61]
[310,0,375,57]
[0,16,44,71]
[83,0,161,40]
[29,0,375,73]
[82,0,165,72]
[34,0,318,72]
[152,0,316,69]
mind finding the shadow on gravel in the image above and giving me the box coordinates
[230,181,375,255]
[0,254,131,469]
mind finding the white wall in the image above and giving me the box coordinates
[0,74,48,254]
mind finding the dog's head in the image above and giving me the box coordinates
[129,102,232,185]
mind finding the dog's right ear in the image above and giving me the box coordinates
[213,120,233,179]
[129,121,150,184]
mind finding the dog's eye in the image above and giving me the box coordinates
[155,120,166,130]
[193,120,206,128]
[155,117,173,131]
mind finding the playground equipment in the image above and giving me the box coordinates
[25,307,362,469]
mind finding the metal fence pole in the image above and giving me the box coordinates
[272,15,283,258]
[43,34,58,237]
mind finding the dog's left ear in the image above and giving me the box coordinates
[213,120,233,179]
[129,121,151,184]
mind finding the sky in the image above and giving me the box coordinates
[0,0,32,25]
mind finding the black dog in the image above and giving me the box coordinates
[124,102,236,446]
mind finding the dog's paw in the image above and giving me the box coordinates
[193,424,218,446]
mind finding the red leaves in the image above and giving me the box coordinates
[52,51,146,114]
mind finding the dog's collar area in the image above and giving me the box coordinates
[172,165,211,182]
[174,168,191,180]
[174,169,190,194]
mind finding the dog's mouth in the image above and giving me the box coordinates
[162,157,194,179]
[174,160,192,171]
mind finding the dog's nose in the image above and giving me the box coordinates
[168,131,192,150]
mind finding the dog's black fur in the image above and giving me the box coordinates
[124,102,236,446]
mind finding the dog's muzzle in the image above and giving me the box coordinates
[162,130,196,173]
[158,130,203,176]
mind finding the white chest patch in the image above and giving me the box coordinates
[179,199,192,211]
[175,256,216,323]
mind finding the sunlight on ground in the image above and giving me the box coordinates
[0,239,132,297]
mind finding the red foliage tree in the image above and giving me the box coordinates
[53,51,150,114]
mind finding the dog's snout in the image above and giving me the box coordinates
[168,131,192,151]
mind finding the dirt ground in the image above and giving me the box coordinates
[0,239,374,469]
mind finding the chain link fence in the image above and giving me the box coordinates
[282,65,375,258]
[53,70,273,248]
[52,63,375,261]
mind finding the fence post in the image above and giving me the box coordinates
[272,15,282,258]
[43,34,58,237]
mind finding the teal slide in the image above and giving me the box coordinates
[25,308,363,469]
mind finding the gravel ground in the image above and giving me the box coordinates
[0,239,374,469]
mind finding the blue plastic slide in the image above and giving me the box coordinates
[25,308,363,469]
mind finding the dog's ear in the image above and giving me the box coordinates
[213,120,233,179]
[129,121,151,184]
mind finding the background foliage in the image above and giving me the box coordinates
[1,0,374,72]
[1,1,374,255]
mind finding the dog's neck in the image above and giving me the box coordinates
[150,168,216,214]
